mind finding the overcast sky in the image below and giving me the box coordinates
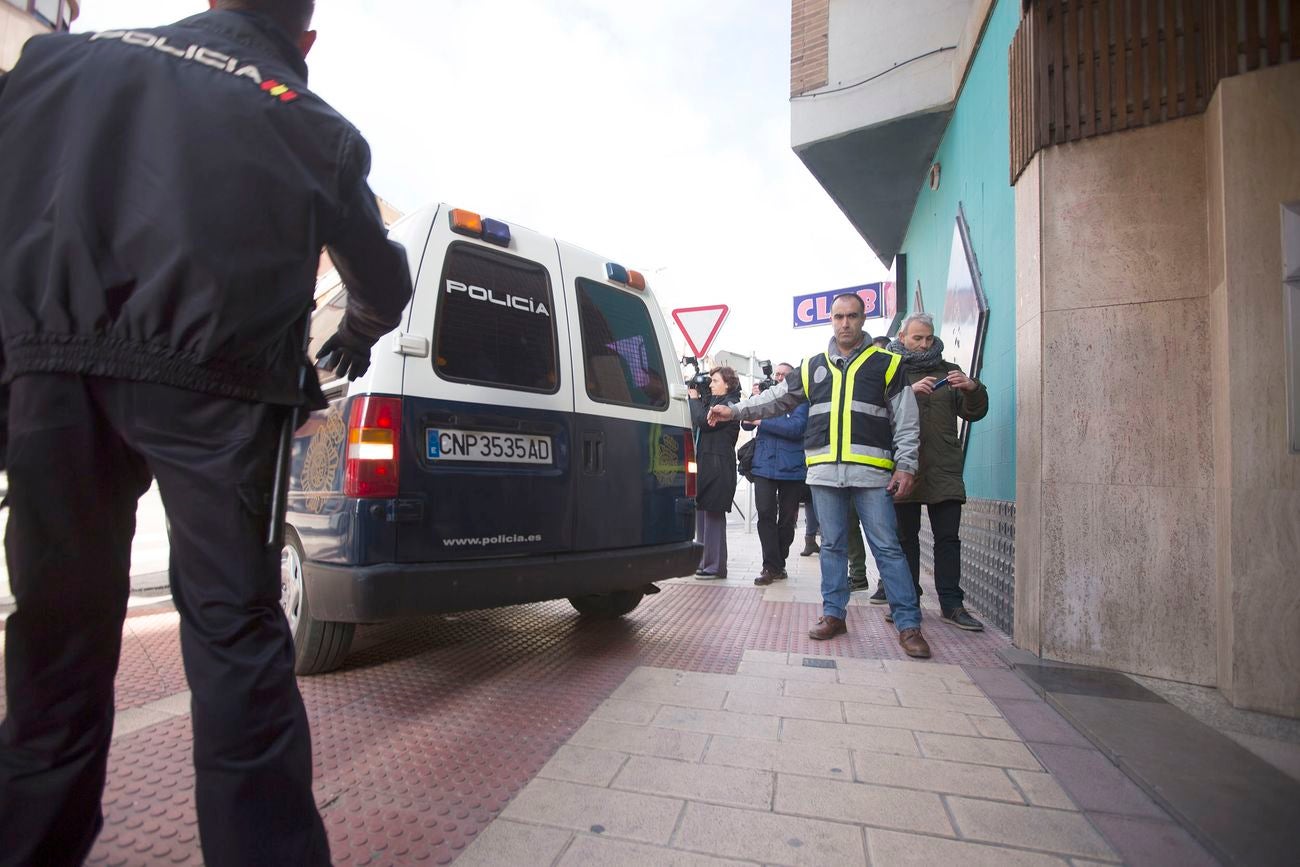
[73,1,891,372]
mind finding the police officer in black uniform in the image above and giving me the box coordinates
[0,2,412,864]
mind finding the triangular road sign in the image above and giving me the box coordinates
[671,305,729,358]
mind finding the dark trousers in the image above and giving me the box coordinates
[894,500,965,611]
[754,476,803,572]
[0,375,329,867]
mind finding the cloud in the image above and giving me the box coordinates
[74,1,887,361]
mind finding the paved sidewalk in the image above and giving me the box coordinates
[0,515,1218,864]
[457,652,1211,866]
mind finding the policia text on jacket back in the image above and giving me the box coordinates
[0,3,413,865]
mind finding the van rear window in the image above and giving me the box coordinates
[433,243,559,393]
[576,278,669,409]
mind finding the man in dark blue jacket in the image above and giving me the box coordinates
[745,363,810,585]
[0,2,411,864]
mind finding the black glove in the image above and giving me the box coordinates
[315,332,373,381]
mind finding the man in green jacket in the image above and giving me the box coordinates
[874,313,989,631]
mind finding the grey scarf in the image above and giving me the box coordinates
[887,335,946,370]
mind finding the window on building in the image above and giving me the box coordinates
[308,286,349,386]
[432,243,559,393]
[576,277,669,409]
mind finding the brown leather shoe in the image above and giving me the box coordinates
[898,628,931,658]
[754,569,775,586]
[809,615,847,640]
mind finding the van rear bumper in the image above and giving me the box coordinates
[304,541,704,623]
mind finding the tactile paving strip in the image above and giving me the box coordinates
[4,578,1010,864]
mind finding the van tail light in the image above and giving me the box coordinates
[684,432,697,498]
[344,396,402,498]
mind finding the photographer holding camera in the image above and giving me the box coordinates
[744,363,808,586]
[689,366,742,578]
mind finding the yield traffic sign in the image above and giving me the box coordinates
[671,305,729,358]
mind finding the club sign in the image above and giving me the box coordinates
[792,282,893,328]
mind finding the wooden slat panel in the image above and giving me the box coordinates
[1099,0,1113,132]
[1083,0,1097,135]
[1245,0,1261,69]
[1038,2,1053,145]
[1186,0,1201,112]
[1116,0,1130,129]
[1067,0,1082,139]
[1147,0,1161,121]
[1057,1,1070,142]
[1226,0,1239,76]
[1291,0,1300,63]
[1267,0,1282,63]
[1133,0,1148,125]
[1165,0,1179,119]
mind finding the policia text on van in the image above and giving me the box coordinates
[281,204,702,674]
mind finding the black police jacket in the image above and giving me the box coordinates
[0,10,412,407]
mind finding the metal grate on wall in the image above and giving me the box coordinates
[918,498,1016,634]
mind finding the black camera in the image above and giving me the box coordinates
[756,360,776,392]
[683,357,711,392]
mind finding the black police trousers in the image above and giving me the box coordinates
[0,375,329,866]
[754,476,804,573]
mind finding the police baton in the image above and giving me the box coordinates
[267,308,314,548]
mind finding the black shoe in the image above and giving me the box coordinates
[848,577,870,592]
[800,539,820,556]
[777,568,788,580]
[884,610,893,623]
[696,570,724,580]
[754,568,779,586]
[941,607,984,631]
[868,587,888,605]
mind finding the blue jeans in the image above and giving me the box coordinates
[808,485,921,630]
[803,495,819,537]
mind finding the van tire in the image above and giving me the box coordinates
[281,528,355,675]
[568,589,645,618]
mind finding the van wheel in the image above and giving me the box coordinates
[568,589,645,618]
[280,529,355,675]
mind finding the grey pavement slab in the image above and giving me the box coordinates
[703,735,854,780]
[852,751,1028,801]
[612,755,774,810]
[673,801,866,866]
[773,773,954,836]
[1008,654,1300,866]
[558,835,757,866]
[1086,813,1219,867]
[1028,742,1169,820]
[865,828,1072,865]
[916,732,1042,769]
[946,797,1119,861]
[538,744,629,787]
[994,697,1095,748]
[568,719,709,762]
[781,718,921,756]
[454,819,573,867]
[500,778,683,844]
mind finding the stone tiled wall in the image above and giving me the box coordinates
[1205,62,1300,718]
[1015,116,1220,688]
[789,0,828,96]
[918,497,1016,633]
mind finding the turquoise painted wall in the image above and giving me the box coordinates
[898,0,1018,502]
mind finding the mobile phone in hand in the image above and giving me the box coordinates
[931,377,950,390]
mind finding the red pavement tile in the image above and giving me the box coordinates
[4,582,1010,864]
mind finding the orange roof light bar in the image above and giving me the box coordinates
[449,208,483,237]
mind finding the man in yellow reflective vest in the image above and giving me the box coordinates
[708,294,932,658]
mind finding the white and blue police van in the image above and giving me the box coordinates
[281,203,702,673]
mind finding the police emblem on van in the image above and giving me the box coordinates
[445,279,550,317]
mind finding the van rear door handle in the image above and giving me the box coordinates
[582,431,605,475]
